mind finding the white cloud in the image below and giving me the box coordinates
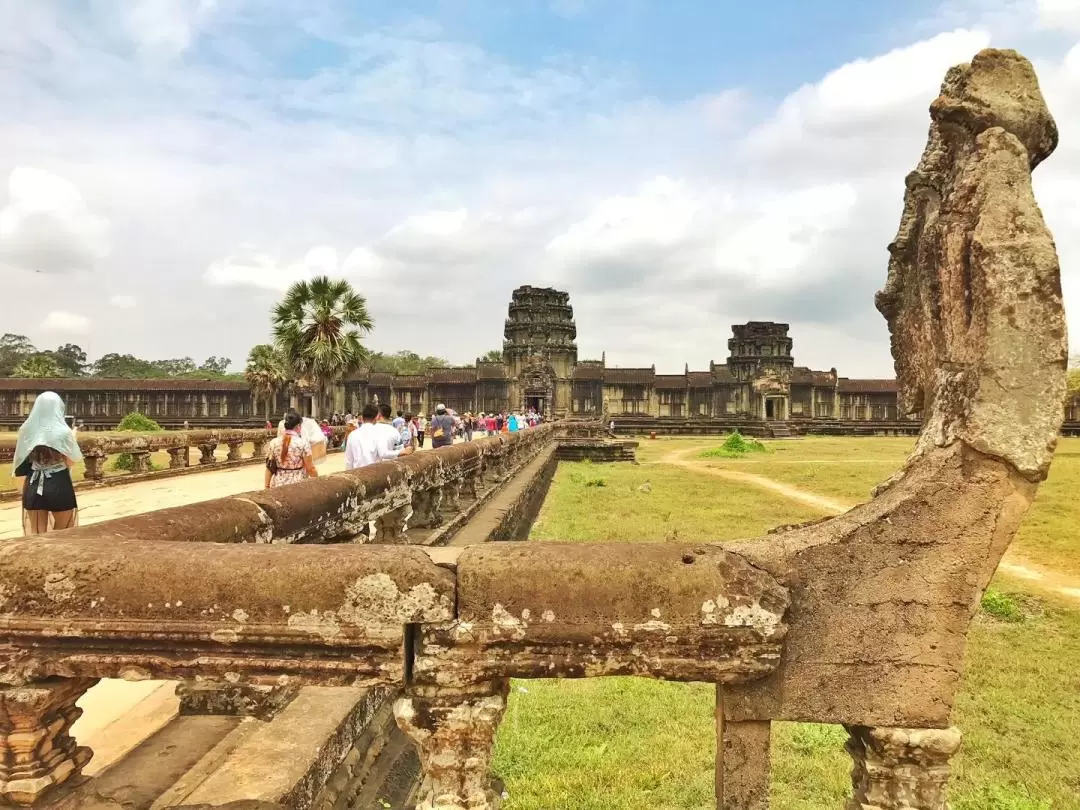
[41,311,91,333]
[4,3,1080,378]
[110,295,137,308]
[122,0,220,56]
[1037,0,1080,34]
[0,168,109,275]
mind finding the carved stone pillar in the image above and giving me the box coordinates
[411,488,444,529]
[226,441,244,461]
[252,438,268,459]
[845,726,961,810]
[715,689,771,810]
[198,442,219,465]
[0,678,98,806]
[465,470,482,501]
[394,680,509,810]
[167,446,190,469]
[375,504,412,543]
[130,451,151,474]
[82,454,106,482]
[442,479,463,513]
[176,680,299,722]
[488,453,508,483]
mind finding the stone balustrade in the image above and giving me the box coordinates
[0,50,1068,810]
[0,428,349,491]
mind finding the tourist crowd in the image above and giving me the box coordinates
[264,402,544,486]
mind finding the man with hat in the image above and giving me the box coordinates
[429,403,455,449]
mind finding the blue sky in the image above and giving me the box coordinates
[2,0,1079,376]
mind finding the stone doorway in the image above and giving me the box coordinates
[526,394,546,414]
[765,397,787,420]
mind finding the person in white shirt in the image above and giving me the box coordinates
[345,403,415,470]
[376,403,402,452]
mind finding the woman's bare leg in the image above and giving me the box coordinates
[26,510,50,534]
[51,510,76,531]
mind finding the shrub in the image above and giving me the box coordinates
[980,588,1025,623]
[701,431,769,458]
[112,412,163,471]
[116,412,163,432]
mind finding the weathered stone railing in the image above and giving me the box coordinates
[0,50,1067,810]
[0,428,348,491]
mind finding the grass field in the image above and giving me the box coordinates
[493,436,1080,810]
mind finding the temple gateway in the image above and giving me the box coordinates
[0,285,919,429]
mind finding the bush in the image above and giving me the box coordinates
[116,412,163,432]
[112,412,163,471]
[700,431,769,458]
[980,588,1024,623]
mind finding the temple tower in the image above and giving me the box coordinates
[503,286,578,416]
[726,322,794,420]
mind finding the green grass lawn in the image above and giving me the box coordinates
[494,438,1080,810]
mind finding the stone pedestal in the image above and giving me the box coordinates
[442,480,463,513]
[375,504,412,544]
[226,441,244,461]
[130,451,151,474]
[252,438,268,459]
[394,680,509,810]
[82,455,106,482]
[0,678,98,806]
[198,442,218,465]
[412,489,444,529]
[167,446,190,469]
[845,726,961,810]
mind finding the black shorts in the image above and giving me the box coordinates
[16,461,77,512]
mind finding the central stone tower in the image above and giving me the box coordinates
[503,286,577,416]
[727,321,795,420]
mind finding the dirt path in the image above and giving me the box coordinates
[654,446,1080,604]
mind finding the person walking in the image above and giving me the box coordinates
[464,412,474,443]
[345,403,415,469]
[430,404,455,449]
[12,391,82,535]
[417,413,427,448]
[265,412,318,489]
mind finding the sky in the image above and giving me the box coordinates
[2,0,1080,377]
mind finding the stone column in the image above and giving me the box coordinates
[442,479,463,514]
[716,689,770,810]
[82,453,106,482]
[226,440,244,462]
[252,438,268,459]
[394,680,509,810]
[167,446,190,469]
[845,725,961,810]
[411,488,444,529]
[130,451,152,474]
[375,503,412,543]
[0,678,98,806]
[198,442,219,465]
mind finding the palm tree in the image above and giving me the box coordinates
[245,344,288,421]
[272,276,373,417]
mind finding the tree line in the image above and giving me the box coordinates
[5,276,507,420]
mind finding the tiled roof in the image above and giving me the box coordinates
[604,368,655,385]
[477,362,508,380]
[392,375,428,387]
[687,371,715,387]
[711,366,736,383]
[837,378,899,393]
[367,373,394,386]
[791,367,836,386]
[654,374,687,390]
[573,364,604,380]
[0,377,249,392]
[430,367,478,384]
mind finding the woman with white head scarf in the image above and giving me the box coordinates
[12,391,82,535]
